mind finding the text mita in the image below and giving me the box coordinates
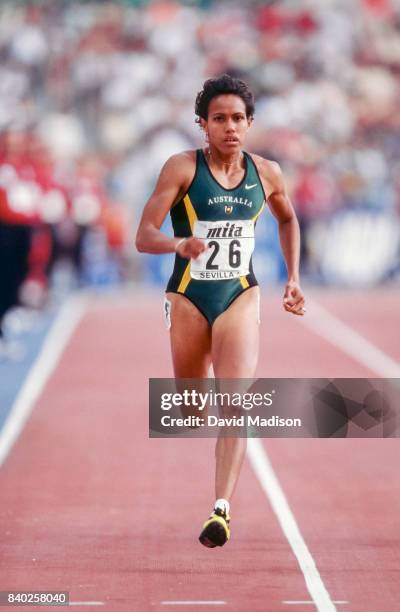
[206,222,243,239]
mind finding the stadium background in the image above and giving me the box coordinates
[1,0,399,337]
[1,2,400,610]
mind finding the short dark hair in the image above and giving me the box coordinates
[195,74,255,123]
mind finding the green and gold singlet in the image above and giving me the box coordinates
[166,149,266,325]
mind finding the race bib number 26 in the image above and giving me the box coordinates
[190,219,255,280]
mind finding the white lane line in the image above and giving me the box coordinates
[302,298,400,378]
[0,294,87,467]
[283,602,348,606]
[247,438,337,612]
[69,603,104,607]
[161,603,226,606]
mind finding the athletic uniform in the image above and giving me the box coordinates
[166,149,265,325]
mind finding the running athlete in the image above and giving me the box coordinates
[136,75,305,548]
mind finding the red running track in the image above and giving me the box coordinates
[0,288,399,611]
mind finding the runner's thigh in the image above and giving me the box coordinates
[211,287,260,378]
[166,292,212,377]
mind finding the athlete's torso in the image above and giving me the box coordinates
[166,149,266,322]
[171,148,265,233]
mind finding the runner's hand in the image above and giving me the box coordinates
[283,281,306,316]
[176,237,207,259]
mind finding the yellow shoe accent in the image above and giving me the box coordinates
[199,511,231,548]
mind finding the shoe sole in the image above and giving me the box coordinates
[199,520,229,548]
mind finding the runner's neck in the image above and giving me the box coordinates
[207,147,244,171]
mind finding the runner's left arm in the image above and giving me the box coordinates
[260,160,305,316]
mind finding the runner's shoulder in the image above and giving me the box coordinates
[162,150,197,180]
[248,153,284,193]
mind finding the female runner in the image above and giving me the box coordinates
[136,74,305,548]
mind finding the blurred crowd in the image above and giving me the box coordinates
[1,0,400,351]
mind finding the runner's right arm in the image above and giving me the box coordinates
[135,153,207,259]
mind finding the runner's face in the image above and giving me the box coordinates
[203,95,251,152]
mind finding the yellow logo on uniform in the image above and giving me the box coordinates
[225,206,233,214]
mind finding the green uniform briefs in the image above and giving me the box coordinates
[166,149,265,325]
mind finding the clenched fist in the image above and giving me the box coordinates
[283,281,306,316]
[176,237,207,260]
